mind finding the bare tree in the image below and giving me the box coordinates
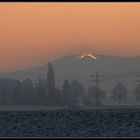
[133,84,140,103]
[62,79,72,106]
[14,80,24,105]
[22,78,34,105]
[46,62,55,95]
[70,80,85,106]
[111,82,128,106]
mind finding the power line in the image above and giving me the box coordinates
[89,71,104,106]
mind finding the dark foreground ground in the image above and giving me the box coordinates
[0,108,140,137]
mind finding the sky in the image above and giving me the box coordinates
[0,2,140,72]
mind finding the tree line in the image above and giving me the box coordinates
[0,62,140,106]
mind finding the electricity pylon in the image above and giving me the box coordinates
[89,71,104,106]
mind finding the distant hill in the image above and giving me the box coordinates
[0,54,140,103]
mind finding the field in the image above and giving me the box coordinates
[0,108,140,137]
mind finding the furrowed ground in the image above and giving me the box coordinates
[0,108,140,137]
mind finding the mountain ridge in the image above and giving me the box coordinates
[1,54,138,74]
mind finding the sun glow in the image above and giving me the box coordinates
[79,53,97,60]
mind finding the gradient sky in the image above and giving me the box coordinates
[0,2,140,72]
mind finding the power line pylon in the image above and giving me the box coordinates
[90,71,104,106]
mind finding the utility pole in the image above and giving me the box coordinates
[90,71,104,106]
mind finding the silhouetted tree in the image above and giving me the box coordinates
[49,87,62,106]
[87,86,106,106]
[0,79,7,104]
[14,80,24,105]
[61,79,72,106]
[22,78,34,104]
[133,84,140,102]
[46,62,55,95]
[0,78,18,105]
[62,79,70,95]
[70,80,85,106]
[35,78,46,105]
[111,82,128,106]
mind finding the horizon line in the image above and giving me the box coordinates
[0,53,140,74]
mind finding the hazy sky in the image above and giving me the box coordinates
[0,2,140,72]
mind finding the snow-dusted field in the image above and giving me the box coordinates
[0,108,140,137]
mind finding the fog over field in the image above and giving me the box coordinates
[0,54,140,105]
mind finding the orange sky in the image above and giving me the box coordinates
[0,2,140,72]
